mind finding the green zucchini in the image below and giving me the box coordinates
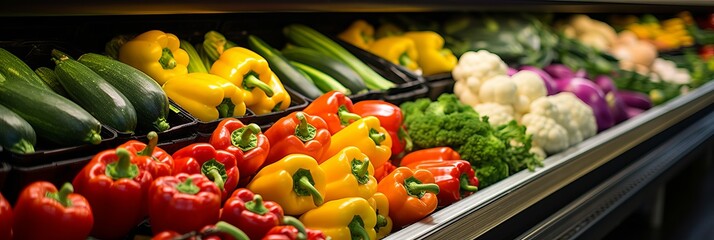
[290,61,350,95]
[247,35,323,99]
[282,47,367,93]
[180,40,208,73]
[52,50,137,133]
[0,103,36,154]
[0,74,102,146]
[0,48,51,90]
[78,53,171,132]
[35,67,69,97]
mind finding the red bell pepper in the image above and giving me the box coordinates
[0,193,11,240]
[172,143,240,202]
[118,131,174,178]
[151,221,250,240]
[73,148,153,240]
[405,160,479,206]
[374,161,397,182]
[700,44,714,61]
[399,147,461,166]
[262,216,328,240]
[149,173,222,235]
[220,188,285,240]
[352,100,413,158]
[13,182,93,240]
[210,119,270,180]
[263,111,331,165]
[303,91,362,134]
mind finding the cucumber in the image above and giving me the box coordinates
[0,103,36,154]
[282,47,367,93]
[78,53,171,132]
[35,67,69,97]
[290,61,350,95]
[247,35,323,99]
[0,74,102,146]
[0,48,51,90]
[180,40,208,73]
[52,50,137,133]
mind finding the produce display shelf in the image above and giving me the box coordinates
[385,80,714,240]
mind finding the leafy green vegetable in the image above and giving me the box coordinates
[401,94,542,188]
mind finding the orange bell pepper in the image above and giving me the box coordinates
[377,167,439,228]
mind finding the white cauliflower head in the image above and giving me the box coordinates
[511,70,547,102]
[478,75,518,106]
[454,80,480,106]
[473,103,514,127]
[521,113,570,154]
[551,92,597,142]
[452,50,508,83]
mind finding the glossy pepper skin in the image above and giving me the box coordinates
[374,161,397,183]
[368,193,393,239]
[264,112,331,166]
[149,173,222,234]
[263,223,328,240]
[352,100,413,158]
[405,160,479,206]
[320,146,377,202]
[247,154,327,216]
[210,47,290,114]
[151,221,250,240]
[378,167,439,228]
[119,30,189,85]
[13,182,93,240]
[338,19,375,50]
[220,188,284,240]
[0,193,11,240]
[118,131,173,178]
[368,36,419,71]
[323,116,392,169]
[210,119,269,180]
[304,91,362,134]
[402,31,457,75]
[399,147,461,167]
[73,148,153,240]
[163,72,247,122]
[172,143,240,202]
[300,197,377,240]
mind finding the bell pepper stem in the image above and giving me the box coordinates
[245,194,269,215]
[232,124,260,151]
[206,168,225,191]
[356,159,370,177]
[45,182,74,208]
[369,128,386,146]
[137,131,159,157]
[349,216,371,240]
[297,176,323,206]
[244,74,274,97]
[399,52,415,68]
[105,148,139,180]
[217,98,236,118]
[460,174,478,192]
[407,182,440,195]
[159,48,177,69]
[338,106,362,126]
[294,112,317,142]
[213,221,250,240]
[283,216,308,240]
[177,177,200,195]
[375,214,388,230]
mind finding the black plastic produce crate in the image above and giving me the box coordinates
[424,73,456,101]
[111,101,198,145]
[0,162,9,194]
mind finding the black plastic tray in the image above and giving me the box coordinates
[424,72,456,100]
[0,162,9,194]
[111,101,199,145]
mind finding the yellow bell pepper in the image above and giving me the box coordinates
[322,116,392,170]
[403,31,457,75]
[162,72,246,122]
[210,47,290,114]
[247,154,326,216]
[339,20,375,50]
[368,36,419,71]
[368,193,392,239]
[119,30,189,85]
[320,146,377,202]
[375,23,404,39]
[300,197,377,240]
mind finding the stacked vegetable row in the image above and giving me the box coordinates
[0,90,500,239]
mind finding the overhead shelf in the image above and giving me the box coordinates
[385,81,714,239]
[1,0,712,16]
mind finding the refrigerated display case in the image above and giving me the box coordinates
[1,1,714,239]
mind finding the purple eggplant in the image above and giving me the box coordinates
[594,75,617,94]
[625,106,645,119]
[615,90,652,110]
[519,66,559,95]
[544,64,575,80]
[606,91,629,124]
[561,78,615,132]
